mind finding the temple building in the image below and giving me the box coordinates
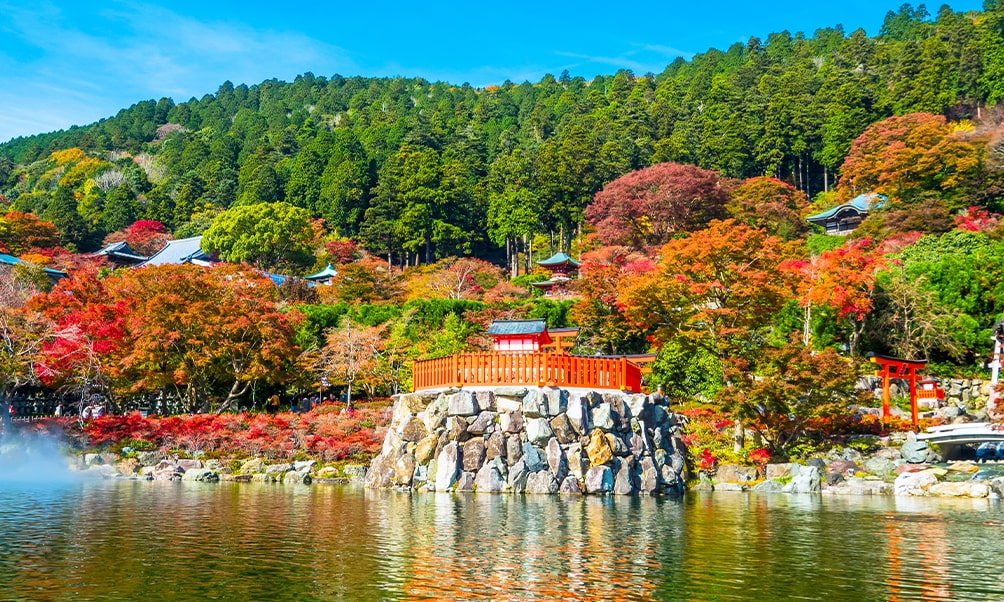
[486,319,552,352]
[530,252,580,297]
[305,264,338,286]
[92,241,148,268]
[806,193,883,235]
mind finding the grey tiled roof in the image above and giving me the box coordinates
[487,319,547,336]
[139,236,211,266]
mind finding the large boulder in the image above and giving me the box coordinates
[447,391,479,416]
[894,469,940,496]
[485,431,506,461]
[283,470,312,485]
[525,471,560,494]
[612,459,637,495]
[782,465,821,494]
[522,443,546,473]
[446,416,470,442]
[474,390,497,412]
[414,435,439,465]
[365,453,396,488]
[566,396,592,435]
[546,438,568,481]
[500,410,524,434]
[181,468,219,482]
[566,443,589,480]
[585,466,614,494]
[549,413,577,444]
[399,417,428,442]
[467,411,497,435]
[508,459,529,493]
[151,460,185,481]
[462,438,487,472]
[592,403,615,431]
[394,455,415,487]
[435,442,462,491]
[901,440,940,464]
[638,457,660,495]
[526,418,554,447]
[586,429,614,466]
[474,462,506,493]
[559,476,583,494]
[716,463,758,484]
[929,481,990,498]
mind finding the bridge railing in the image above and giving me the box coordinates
[412,352,643,393]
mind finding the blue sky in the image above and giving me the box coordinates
[0,1,985,143]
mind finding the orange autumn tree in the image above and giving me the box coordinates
[726,176,809,240]
[839,112,981,209]
[107,264,300,413]
[0,211,61,255]
[782,238,884,353]
[619,220,798,388]
[570,246,656,354]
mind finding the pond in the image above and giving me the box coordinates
[1,479,1003,600]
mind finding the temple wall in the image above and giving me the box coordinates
[366,387,687,495]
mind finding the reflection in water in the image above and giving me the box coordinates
[2,483,1004,601]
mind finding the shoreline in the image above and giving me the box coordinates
[65,451,1004,500]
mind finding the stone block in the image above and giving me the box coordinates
[585,466,613,494]
[500,410,524,434]
[462,438,487,472]
[467,411,497,435]
[435,442,461,491]
[474,463,505,493]
[566,396,592,435]
[526,417,554,446]
[525,471,560,494]
[546,437,568,481]
[181,468,219,482]
[475,390,497,412]
[522,442,546,473]
[549,413,577,444]
[485,431,506,461]
[399,417,428,442]
[456,471,476,492]
[592,403,615,431]
[559,476,582,494]
[447,391,479,417]
[586,429,614,466]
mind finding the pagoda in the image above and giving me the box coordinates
[530,252,580,296]
[305,264,338,286]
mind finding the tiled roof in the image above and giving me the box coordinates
[305,264,338,280]
[93,241,147,261]
[806,193,885,223]
[487,319,548,336]
[537,252,580,268]
[0,253,66,278]
[139,236,212,267]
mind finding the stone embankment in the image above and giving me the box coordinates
[366,387,687,495]
[705,436,1004,499]
[72,452,368,485]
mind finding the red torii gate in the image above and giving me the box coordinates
[869,353,927,428]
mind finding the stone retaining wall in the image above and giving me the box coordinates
[365,387,687,495]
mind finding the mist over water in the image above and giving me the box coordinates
[0,429,80,485]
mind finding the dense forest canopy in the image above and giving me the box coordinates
[3,2,1004,267]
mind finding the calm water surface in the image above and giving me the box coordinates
[2,478,1004,601]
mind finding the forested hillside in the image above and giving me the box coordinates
[2,3,1003,264]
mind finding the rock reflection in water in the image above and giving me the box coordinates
[3,482,1004,600]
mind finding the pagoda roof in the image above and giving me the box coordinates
[806,193,884,224]
[487,319,548,336]
[305,264,338,280]
[537,252,580,268]
[92,241,148,263]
